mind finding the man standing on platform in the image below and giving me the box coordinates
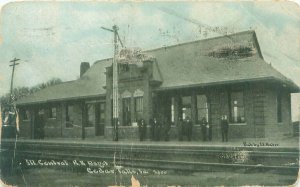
[138,119,147,141]
[221,115,229,142]
[201,117,207,141]
[208,121,212,141]
[163,117,171,141]
[185,116,193,141]
[177,117,183,141]
[150,118,155,141]
[151,117,160,141]
[155,118,162,141]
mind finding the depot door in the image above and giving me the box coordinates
[95,102,105,136]
[122,98,131,126]
[33,108,45,139]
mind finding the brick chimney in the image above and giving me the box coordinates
[80,62,90,77]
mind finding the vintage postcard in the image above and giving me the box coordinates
[0,1,299,186]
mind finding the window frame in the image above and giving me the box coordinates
[134,96,143,122]
[181,95,192,120]
[229,91,246,124]
[22,109,30,121]
[99,102,106,124]
[171,97,175,124]
[48,106,57,119]
[86,103,96,128]
[122,97,132,126]
[196,94,209,124]
[66,104,74,128]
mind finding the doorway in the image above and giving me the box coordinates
[33,108,45,139]
[95,102,105,136]
[122,98,131,126]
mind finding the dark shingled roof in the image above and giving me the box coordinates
[17,59,111,105]
[16,30,299,105]
[146,31,297,90]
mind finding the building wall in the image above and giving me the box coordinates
[41,103,61,138]
[206,84,257,140]
[264,85,292,138]
[104,82,269,141]
[105,126,140,140]
[18,81,293,141]
[19,99,107,139]
[104,82,292,141]
[61,101,82,138]
[104,60,154,140]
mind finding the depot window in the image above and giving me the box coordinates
[49,107,57,119]
[86,104,96,127]
[181,96,192,120]
[122,97,131,126]
[171,97,175,124]
[229,91,245,123]
[66,105,74,128]
[22,109,30,121]
[196,95,209,123]
[134,97,143,122]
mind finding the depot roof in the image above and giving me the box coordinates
[16,30,299,105]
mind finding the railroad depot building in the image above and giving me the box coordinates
[16,31,299,140]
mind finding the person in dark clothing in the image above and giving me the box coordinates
[201,117,207,141]
[177,117,183,141]
[138,119,147,141]
[151,117,160,141]
[185,116,193,141]
[208,122,212,141]
[156,118,162,141]
[150,118,155,141]
[163,118,171,141]
[221,115,229,142]
[203,117,212,141]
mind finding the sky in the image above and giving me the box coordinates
[0,0,299,121]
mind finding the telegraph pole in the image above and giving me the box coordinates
[9,58,20,103]
[101,25,123,141]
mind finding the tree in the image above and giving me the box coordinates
[0,78,62,105]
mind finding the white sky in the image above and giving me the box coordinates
[0,0,299,121]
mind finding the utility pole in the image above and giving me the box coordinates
[101,25,123,141]
[9,58,20,103]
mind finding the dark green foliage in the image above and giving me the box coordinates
[0,78,62,105]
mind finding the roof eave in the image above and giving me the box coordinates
[154,77,298,92]
[16,93,106,106]
[275,78,300,93]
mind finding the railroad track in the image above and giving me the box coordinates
[1,139,299,174]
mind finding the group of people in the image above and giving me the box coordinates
[137,117,171,141]
[138,115,229,142]
[178,115,229,142]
